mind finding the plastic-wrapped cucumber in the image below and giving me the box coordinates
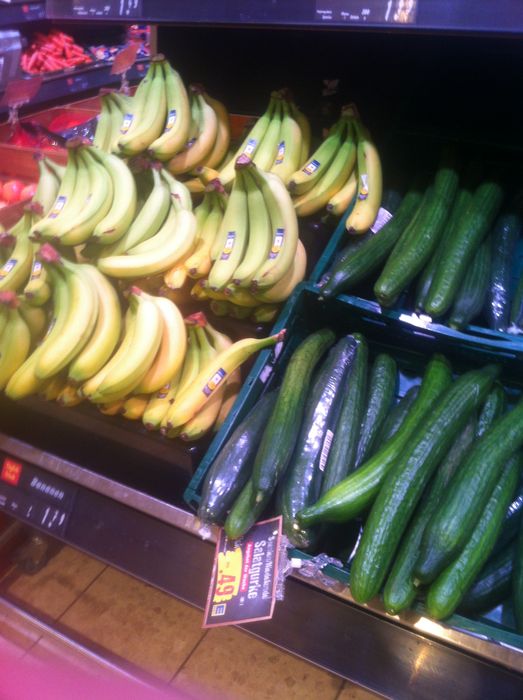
[449,237,492,330]
[514,516,523,632]
[321,335,368,494]
[510,271,523,333]
[197,391,278,524]
[459,542,515,614]
[279,337,358,548]
[491,480,523,558]
[377,385,420,445]
[487,212,522,331]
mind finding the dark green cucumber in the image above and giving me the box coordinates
[374,168,459,308]
[415,188,473,312]
[426,453,521,620]
[320,190,423,299]
[298,354,452,527]
[510,271,523,332]
[459,542,515,614]
[377,385,420,445]
[383,416,476,615]
[224,479,267,540]
[350,364,499,604]
[354,354,397,469]
[476,383,506,438]
[449,237,492,330]
[487,212,522,331]
[279,337,358,548]
[425,180,504,318]
[321,335,368,494]
[251,329,336,502]
[416,392,523,584]
[198,391,278,524]
[514,516,523,632]
[492,482,523,557]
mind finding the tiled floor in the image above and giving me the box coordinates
[0,544,382,700]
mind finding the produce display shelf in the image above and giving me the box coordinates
[1,430,523,699]
[0,1,45,27]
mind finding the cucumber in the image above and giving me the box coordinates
[492,481,523,557]
[298,354,452,527]
[374,168,459,308]
[487,211,522,331]
[321,335,368,494]
[416,392,523,584]
[459,542,515,615]
[476,383,506,438]
[197,391,278,525]
[251,329,336,502]
[514,516,523,632]
[224,479,266,540]
[377,385,420,445]
[424,180,504,318]
[279,337,358,548]
[383,416,476,615]
[350,364,498,604]
[320,190,423,299]
[426,452,521,620]
[510,271,523,332]
[354,354,397,469]
[448,237,491,330]
[415,188,473,312]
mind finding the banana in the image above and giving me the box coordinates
[185,195,222,279]
[98,399,125,415]
[93,94,112,151]
[161,330,284,431]
[213,367,241,432]
[228,304,252,320]
[0,296,31,390]
[160,168,192,211]
[118,60,166,156]
[109,90,132,114]
[209,300,230,317]
[0,305,7,336]
[57,149,114,246]
[270,100,303,184]
[253,237,306,303]
[200,92,231,169]
[39,372,67,401]
[43,157,65,182]
[166,88,218,175]
[250,303,280,324]
[208,170,248,291]
[90,288,163,402]
[252,97,283,171]
[100,167,170,256]
[0,214,34,293]
[224,285,261,308]
[24,253,51,306]
[122,394,149,420]
[132,294,186,394]
[288,119,345,195]
[35,254,99,380]
[293,120,357,217]
[345,121,383,234]
[98,208,197,279]
[231,169,272,287]
[202,317,232,353]
[218,99,274,187]
[290,103,311,166]
[57,381,84,407]
[89,147,137,245]
[148,62,191,161]
[30,155,60,219]
[18,299,48,344]
[326,169,358,217]
[68,265,122,384]
[106,93,127,153]
[247,164,299,290]
[118,62,155,142]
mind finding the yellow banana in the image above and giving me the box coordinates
[250,304,281,324]
[39,372,68,401]
[93,93,112,151]
[326,170,358,217]
[231,168,272,287]
[106,93,127,153]
[117,62,154,143]
[224,285,261,308]
[160,168,192,211]
[201,316,232,353]
[0,297,31,390]
[23,252,51,306]
[98,399,125,415]
[247,164,299,290]
[253,237,306,303]
[18,299,48,344]
[161,330,284,431]
[148,62,191,161]
[270,100,302,184]
[0,214,34,293]
[290,103,311,166]
[201,92,231,169]
[57,381,84,407]
[0,305,7,336]
[132,294,186,394]
[252,97,283,171]
[185,194,222,279]
[166,88,218,175]
[35,252,99,380]
[68,265,122,384]
[30,155,60,219]
[288,119,345,196]
[43,157,65,181]
[228,304,253,320]
[213,367,241,432]
[345,121,383,234]
[122,394,149,420]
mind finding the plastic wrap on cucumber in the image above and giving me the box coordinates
[459,542,515,615]
[278,337,358,549]
[449,237,492,330]
[487,210,522,331]
[197,391,278,525]
[509,270,523,334]
[377,385,420,445]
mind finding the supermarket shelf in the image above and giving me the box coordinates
[46,0,523,35]
[1,432,522,698]
[0,1,45,27]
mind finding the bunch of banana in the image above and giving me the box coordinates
[288,107,382,227]
[92,89,132,154]
[190,281,282,325]
[0,292,31,390]
[218,91,310,188]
